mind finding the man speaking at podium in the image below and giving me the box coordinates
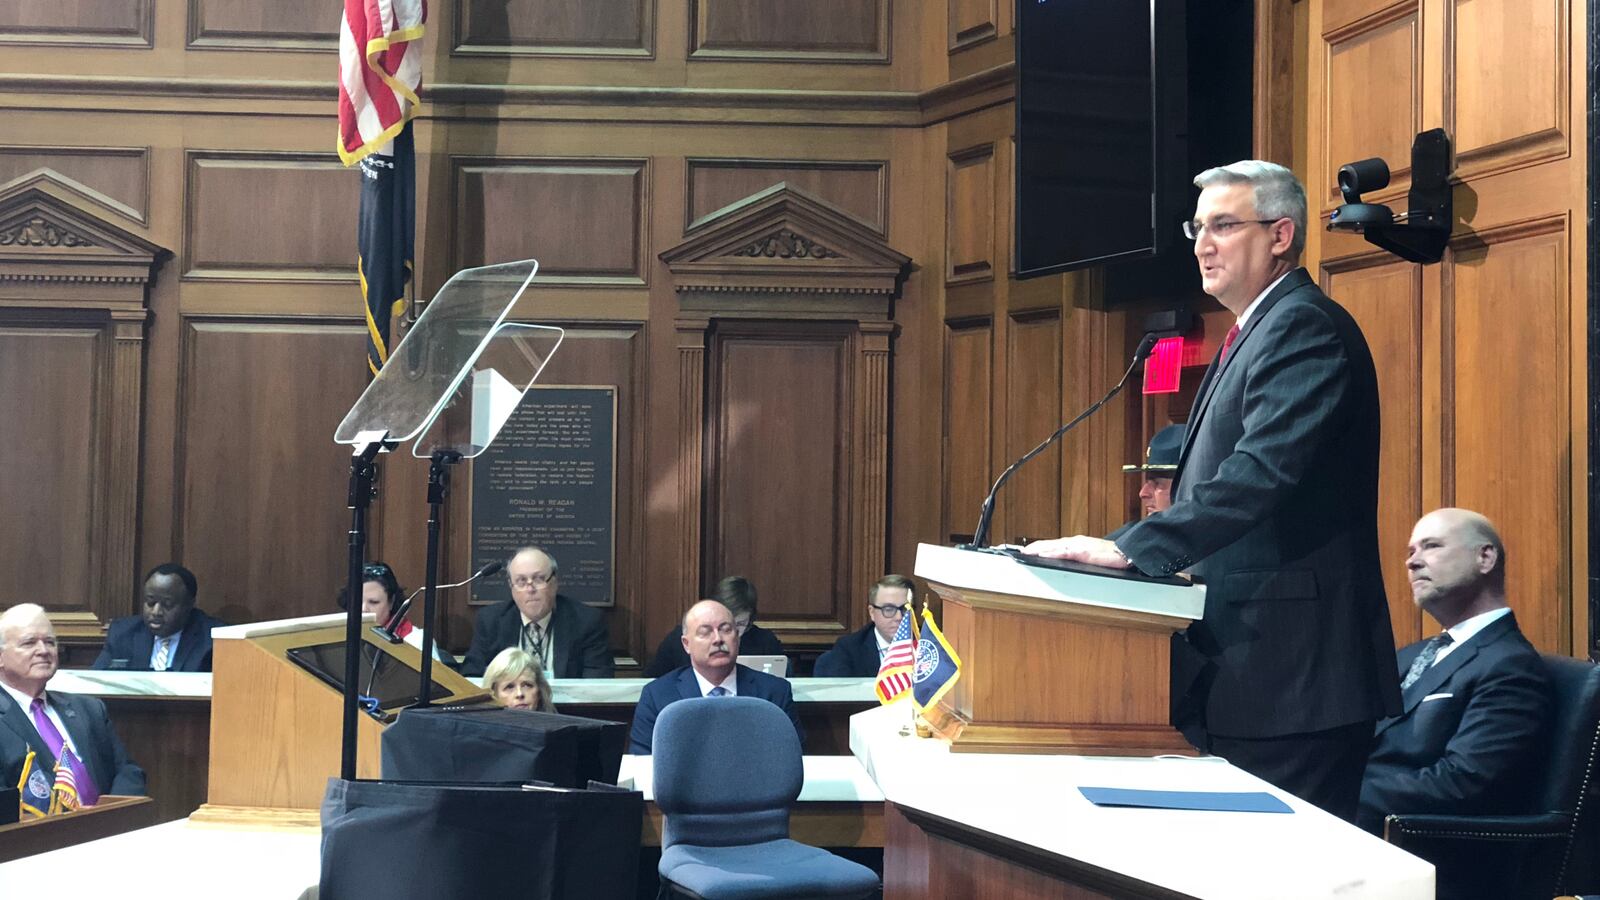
[1025,161,1400,822]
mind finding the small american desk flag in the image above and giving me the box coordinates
[874,609,915,703]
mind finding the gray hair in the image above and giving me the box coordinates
[0,603,50,650]
[1194,160,1308,260]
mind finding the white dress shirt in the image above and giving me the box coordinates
[1431,606,1513,666]
[150,632,181,670]
[691,667,738,697]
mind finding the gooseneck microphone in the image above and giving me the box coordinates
[375,560,505,644]
[963,333,1160,551]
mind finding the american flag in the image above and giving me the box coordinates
[338,0,427,166]
[874,609,915,704]
[48,754,79,814]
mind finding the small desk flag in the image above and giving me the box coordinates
[16,750,49,819]
[912,607,963,712]
[874,609,915,704]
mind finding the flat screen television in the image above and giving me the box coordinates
[1015,0,1190,278]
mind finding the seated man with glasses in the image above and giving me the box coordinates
[460,546,614,678]
[814,575,915,677]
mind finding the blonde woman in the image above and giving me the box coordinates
[483,647,556,713]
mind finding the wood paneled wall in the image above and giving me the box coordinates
[0,0,1588,674]
[1305,0,1588,655]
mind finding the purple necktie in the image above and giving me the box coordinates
[30,699,99,805]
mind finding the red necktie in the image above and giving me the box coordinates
[1220,324,1241,362]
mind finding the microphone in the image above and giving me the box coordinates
[964,333,1160,551]
[374,560,505,644]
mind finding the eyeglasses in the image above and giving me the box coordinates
[868,603,906,618]
[363,563,392,578]
[1181,218,1281,240]
[511,572,555,589]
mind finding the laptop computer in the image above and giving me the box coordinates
[738,655,789,678]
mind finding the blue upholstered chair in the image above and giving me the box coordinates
[652,695,880,899]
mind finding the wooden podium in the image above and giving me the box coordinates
[194,613,488,826]
[913,544,1205,756]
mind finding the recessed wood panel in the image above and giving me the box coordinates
[1448,220,1568,653]
[0,326,100,613]
[945,145,995,285]
[1451,0,1567,171]
[177,320,368,626]
[454,0,652,57]
[948,0,997,52]
[454,159,647,285]
[0,146,148,224]
[1002,313,1061,544]
[944,322,992,542]
[187,0,338,50]
[184,153,360,281]
[1324,258,1424,647]
[686,159,887,235]
[0,0,151,46]
[707,328,850,623]
[1323,6,1419,206]
[690,0,888,62]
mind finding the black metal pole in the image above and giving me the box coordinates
[415,449,460,707]
[340,438,387,782]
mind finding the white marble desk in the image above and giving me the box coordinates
[619,753,884,803]
[851,704,1434,900]
[0,818,322,900]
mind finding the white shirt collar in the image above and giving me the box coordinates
[1235,269,1293,328]
[518,609,554,632]
[0,678,42,711]
[1442,606,1512,649]
[692,665,738,697]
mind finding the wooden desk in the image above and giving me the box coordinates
[0,796,156,863]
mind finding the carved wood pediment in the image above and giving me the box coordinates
[660,183,910,315]
[0,173,166,288]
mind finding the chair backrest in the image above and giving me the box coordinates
[1537,655,1600,894]
[652,695,803,850]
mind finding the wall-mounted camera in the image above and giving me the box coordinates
[1328,127,1453,264]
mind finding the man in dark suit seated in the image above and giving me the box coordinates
[1,604,144,803]
[814,575,915,677]
[629,599,802,755]
[643,575,785,678]
[93,563,224,672]
[1358,508,1551,838]
[461,547,614,678]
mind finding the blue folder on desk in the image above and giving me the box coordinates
[1078,786,1293,814]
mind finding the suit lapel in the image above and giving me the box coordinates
[1175,269,1311,479]
[678,667,702,701]
[1383,614,1520,730]
[548,597,571,676]
[0,692,53,768]
[172,614,204,671]
[50,693,106,791]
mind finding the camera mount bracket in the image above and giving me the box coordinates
[1328,128,1452,264]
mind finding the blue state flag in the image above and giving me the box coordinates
[911,608,963,712]
[16,750,51,818]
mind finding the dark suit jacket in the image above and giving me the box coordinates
[460,595,614,678]
[1357,612,1550,833]
[628,665,803,755]
[642,624,785,678]
[814,625,880,677]
[0,690,145,797]
[1116,268,1402,741]
[92,608,225,672]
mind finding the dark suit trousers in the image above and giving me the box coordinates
[1207,721,1375,823]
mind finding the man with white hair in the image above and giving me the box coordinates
[0,604,145,803]
[1026,161,1401,821]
